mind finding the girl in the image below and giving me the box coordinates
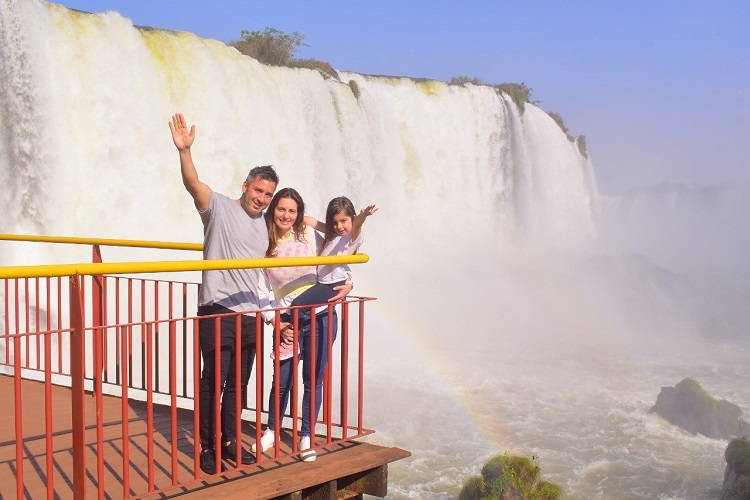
[295,196,377,308]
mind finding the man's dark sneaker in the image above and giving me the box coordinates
[222,439,256,465]
[199,449,227,475]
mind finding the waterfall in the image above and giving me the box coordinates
[0,0,598,268]
[0,0,50,237]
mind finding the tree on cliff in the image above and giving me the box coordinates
[546,112,574,142]
[458,453,562,500]
[449,76,483,86]
[231,27,307,66]
[493,82,537,111]
[229,28,339,79]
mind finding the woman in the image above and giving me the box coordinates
[253,187,338,462]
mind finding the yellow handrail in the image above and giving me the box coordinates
[0,254,369,279]
[0,233,203,251]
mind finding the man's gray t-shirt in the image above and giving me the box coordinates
[198,191,267,312]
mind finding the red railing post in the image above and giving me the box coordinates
[234,314,241,466]
[254,312,264,461]
[146,322,155,491]
[309,308,317,450]
[45,278,55,500]
[169,319,179,485]
[91,244,103,329]
[70,273,87,499]
[357,300,364,433]
[192,318,201,478]
[14,332,24,500]
[121,325,131,498]
[290,309,299,448]
[325,304,334,442]
[213,316,221,473]
[340,301,349,440]
[272,311,281,457]
[94,321,104,500]
[92,245,105,384]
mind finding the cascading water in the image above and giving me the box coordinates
[0,1,598,254]
[2,1,748,499]
[0,0,50,238]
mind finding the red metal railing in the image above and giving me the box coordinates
[1,243,374,499]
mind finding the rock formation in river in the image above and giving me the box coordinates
[651,378,750,439]
[722,437,750,500]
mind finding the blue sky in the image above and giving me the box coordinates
[52,0,749,193]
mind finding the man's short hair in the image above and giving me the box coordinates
[247,165,279,185]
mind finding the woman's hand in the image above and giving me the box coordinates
[279,322,295,344]
[329,281,353,302]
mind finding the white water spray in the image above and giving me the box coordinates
[0,0,598,258]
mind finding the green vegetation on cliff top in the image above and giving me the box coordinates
[459,453,562,500]
[227,27,586,149]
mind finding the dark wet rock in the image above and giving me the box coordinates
[651,378,750,439]
[722,437,750,500]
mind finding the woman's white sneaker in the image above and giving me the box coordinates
[251,428,275,453]
[299,436,316,462]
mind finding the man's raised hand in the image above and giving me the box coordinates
[169,113,195,151]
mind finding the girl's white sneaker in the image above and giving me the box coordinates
[299,436,316,462]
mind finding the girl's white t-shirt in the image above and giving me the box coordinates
[317,232,364,284]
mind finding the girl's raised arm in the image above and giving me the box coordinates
[350,204,378,240]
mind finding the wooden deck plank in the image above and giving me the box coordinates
[1,376,409,499]
[148,441,411,499]
[1,376,206,498]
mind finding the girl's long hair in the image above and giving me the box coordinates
[265,187,306,257]
[320,196,356,254]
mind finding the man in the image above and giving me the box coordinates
[170,113,352,474]
[170,112,279,474]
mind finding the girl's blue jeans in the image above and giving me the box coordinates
[267,309,338,437]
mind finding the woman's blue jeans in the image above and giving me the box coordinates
[267,309,337,437]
